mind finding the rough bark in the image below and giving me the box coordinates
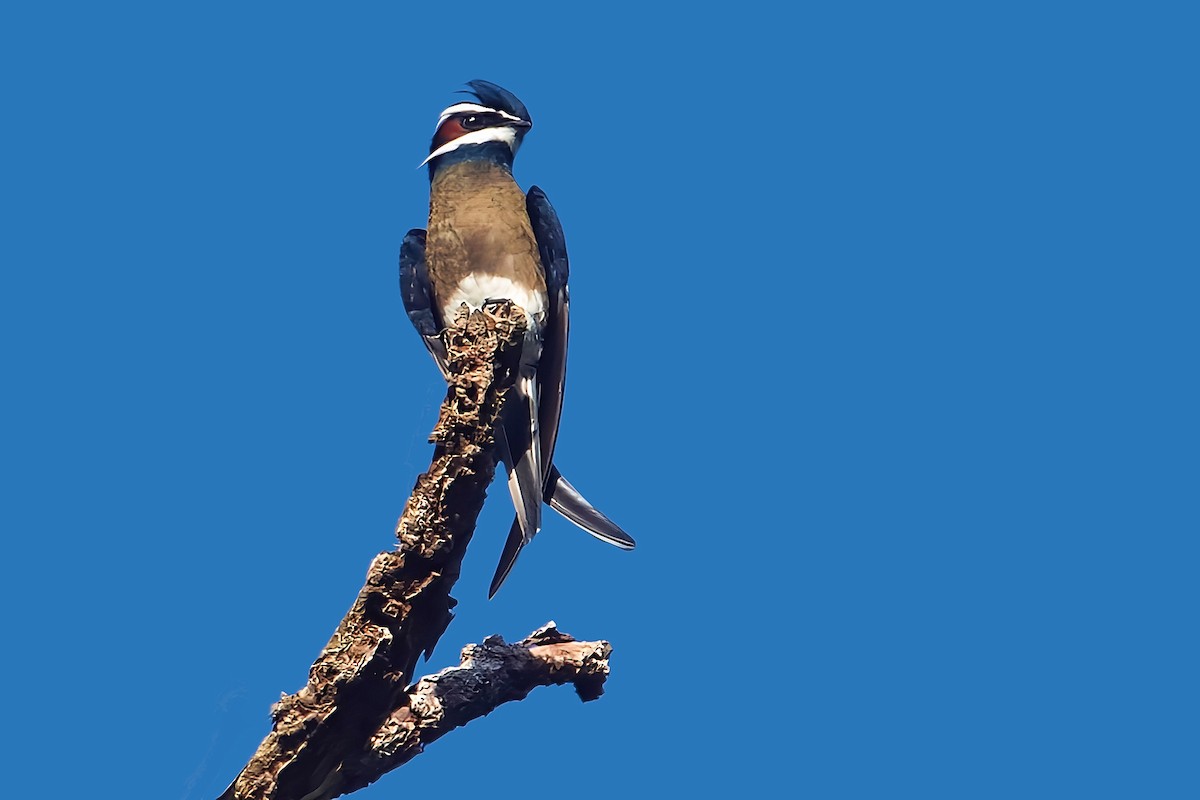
[342,622,611,795]
[218,303,612,800]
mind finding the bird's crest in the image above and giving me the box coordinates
[423,80,533,170]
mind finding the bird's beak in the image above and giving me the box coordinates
[509,119,532,130]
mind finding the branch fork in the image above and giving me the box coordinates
[219,304,615,800]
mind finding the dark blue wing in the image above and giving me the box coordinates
[399,228,449,375]
[488,188,634,598]
[527,185,570,480]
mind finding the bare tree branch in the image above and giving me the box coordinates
[220,302,613,800]
[339,622,611,796]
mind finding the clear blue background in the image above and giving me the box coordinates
[2,3,1196,798]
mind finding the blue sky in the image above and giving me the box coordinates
[1,3,1196,798]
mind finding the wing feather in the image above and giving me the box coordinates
[398,228,449,376]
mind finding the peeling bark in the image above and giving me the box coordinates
[218,304,614,800]
[345,623,611,796]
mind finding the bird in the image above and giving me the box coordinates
[399,80,635,597]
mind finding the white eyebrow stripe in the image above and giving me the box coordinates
[419,125,520,167]
[435,102,524,129]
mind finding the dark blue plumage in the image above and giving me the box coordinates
[464,79,532,125]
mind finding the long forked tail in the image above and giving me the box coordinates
[501,373,542,546]
[488,465,635,599]
[491,373,542,599]
[544,466,636,549]
[489,516,527,599]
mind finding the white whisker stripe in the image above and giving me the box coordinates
[419,126,520,167]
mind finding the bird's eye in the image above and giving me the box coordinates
[460,115,485,131]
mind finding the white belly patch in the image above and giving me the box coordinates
[441,273,547,326]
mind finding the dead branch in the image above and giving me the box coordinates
[340,622,611,796]
[218,302,613,800]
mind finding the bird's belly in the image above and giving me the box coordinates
[440,272,547,327]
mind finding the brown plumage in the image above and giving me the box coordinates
[425,158,548,551]
[425,160,546,318]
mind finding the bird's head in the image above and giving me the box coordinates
[422,80,533,178]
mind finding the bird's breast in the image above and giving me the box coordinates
[426,161,548,328]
